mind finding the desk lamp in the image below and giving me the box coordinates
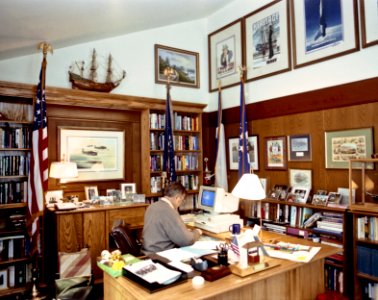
[49,161,78,180]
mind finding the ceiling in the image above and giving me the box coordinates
[0,0,233,61]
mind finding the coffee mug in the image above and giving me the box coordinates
[229,223,241,235]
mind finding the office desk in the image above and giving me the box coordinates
[103,231,339,300]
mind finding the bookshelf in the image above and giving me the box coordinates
[146,108,203,208]
[0,95,33,297]
[349,159,378,299]
[247,198,349,295]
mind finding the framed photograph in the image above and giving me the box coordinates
[292,0,359,68]
[59,127,125,182]
[120,183,136,199]
[292,187,310,204]
[268,184,289,200]
[244,0,291,82]
[312,194,328,206]
[154,44,199,88]
[84,186,98,200]
[289,169,312,189]
[264,136,287,170]
[45,190,64,205]
[288,134,311,161]
[327,192,342,206]
[228,135,259,170]
[325,127,374,169]
[208,19,243,92]
[260,178,268,195]
[360,0,378,48]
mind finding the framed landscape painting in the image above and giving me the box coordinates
[292,0,359,68]
[208,19,243,92]
[360,0,378,48]
[155,44,199,88]
[244,0,291,82]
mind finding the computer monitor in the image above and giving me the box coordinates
[197,185,239,214]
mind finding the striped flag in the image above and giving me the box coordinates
[163,85,176,183]
[27,63,49,256]
[214,86,228,191]
[238,80,250,179]
[230,235,240,256]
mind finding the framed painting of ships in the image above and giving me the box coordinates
[59,127,125,182]
[155,44,200,88]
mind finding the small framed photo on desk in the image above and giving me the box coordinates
[85,186,98,200]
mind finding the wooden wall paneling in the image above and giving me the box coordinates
[56,213,83,252]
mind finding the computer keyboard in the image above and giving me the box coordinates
[180,213,196,223]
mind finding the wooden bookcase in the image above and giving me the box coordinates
[0,95,33,298]
[349,159,378,299]
[247,198,350,296]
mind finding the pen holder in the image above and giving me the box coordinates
[217,250,228,266]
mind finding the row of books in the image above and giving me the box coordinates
[149,112,199,131]
[0,181,28,204]
[324,264,344,294]
[150,154,199,172]
[0,263,30,290]
[362,282,378,300]
[150,133,199,151]
[0,236,26,261]
[0,126,31,149]
[357,246,378,277]
[150,175,199,193]
[357,216,378,241]
[0,154,30,176]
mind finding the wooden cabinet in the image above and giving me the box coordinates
[0,94,33,298]
[349,159,378,299]
[45,203,148,284]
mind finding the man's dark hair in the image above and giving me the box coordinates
[163,182,187,198]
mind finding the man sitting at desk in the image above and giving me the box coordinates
[142,182,202,254]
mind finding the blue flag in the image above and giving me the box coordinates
[163,86,176,183]
[238,80,250,178]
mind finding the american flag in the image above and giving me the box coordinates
[230,235,240,256]
[238,80,250,179]
[162,85,176,183]
[214,86,228,191]
[27,66,49,256]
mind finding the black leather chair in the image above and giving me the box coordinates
[110,224,142,257]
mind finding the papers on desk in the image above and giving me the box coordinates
[264,241,321,263]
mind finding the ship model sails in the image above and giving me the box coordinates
[69,49,126,93]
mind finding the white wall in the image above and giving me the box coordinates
[0,0,377,112]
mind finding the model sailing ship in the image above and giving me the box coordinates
[69,49,126,93]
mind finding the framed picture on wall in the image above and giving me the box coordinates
[292,0,359,68]
[264,136,287,170]
[59,127,125,182]
[289,169,312,189]
[325,127,374,169]
[359,0,378,48]
[244,0,291,82]
[228,135,259,171]
[208,19,243,92]
[154,44,200,88]
[288,134,312,161]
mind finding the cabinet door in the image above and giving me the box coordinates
[57,213,84,252]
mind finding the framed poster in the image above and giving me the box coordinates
[289,169,312,189]
[288,134,312,161]
[244,0,291,82]
[325,127,374,169]
[360,0,378,48]
[208,19,243,92]
[264,136,287,170]
[228,135,259,171]
[154,44,199,88]
[292,0,359,68]
[59,127,125,182]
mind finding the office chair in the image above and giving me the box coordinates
[110,223,141,257]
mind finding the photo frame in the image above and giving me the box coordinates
[120,183,136,199]
[360,0,378,48]
[59,127,125,182]
[154,44,199,88]
[45,190,64,205]
[289,169,312,189]
[288,134,311,161]
[0,269,7,289]
[84,186,98,200]
[228,135,259,170]
[291,187,310,204]
[264,136,287,170]
[292,0,359,68]
[312,194,328,206]
[208,19,243,92]
[244,0,291,82]
[325,127,374,169]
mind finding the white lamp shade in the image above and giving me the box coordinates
[231,173,266,200]
[49,161,78,179]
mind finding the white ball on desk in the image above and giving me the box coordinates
[192,276,205,289]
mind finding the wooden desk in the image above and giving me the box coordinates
[44,203,148,284]
[103,231,339,300]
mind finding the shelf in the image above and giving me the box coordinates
[357,273,378,283]
[0,257,31,267]
[263,198,347,212]
[0,203,27,209]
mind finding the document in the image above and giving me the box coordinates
[264,241,321,263]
